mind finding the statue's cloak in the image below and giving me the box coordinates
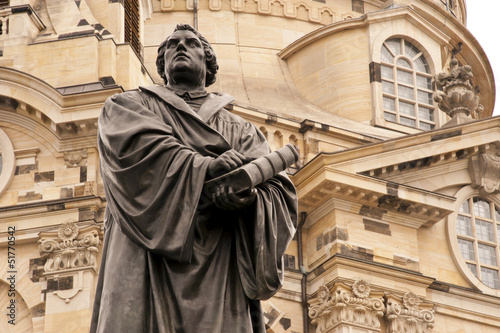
[90,86,297,333]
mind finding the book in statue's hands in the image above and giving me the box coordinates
[202,144,299,204]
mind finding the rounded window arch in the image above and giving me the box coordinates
[448,186,500,295]
[0,127,15,196]
[380,38,435,130]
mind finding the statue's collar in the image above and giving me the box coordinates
[167,86,208,100]
[139,85,235,122]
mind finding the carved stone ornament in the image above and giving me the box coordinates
[308,280,385,333]
[64,149,88,167]
[434,58,484,127]
[469,143,500,194]
[39,220,100,273]
[385,292,435,333]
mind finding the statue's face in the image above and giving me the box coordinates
[164,29,206,88]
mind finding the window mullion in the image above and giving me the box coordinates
[384,42,396,57]
[470,201,482,280]
[412,51,423,63]
[413,71,419,124]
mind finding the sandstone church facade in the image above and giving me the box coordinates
[0,0,499,332]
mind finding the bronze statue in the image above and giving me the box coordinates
[90,24,297,332]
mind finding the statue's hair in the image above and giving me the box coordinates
[156,24,218,87]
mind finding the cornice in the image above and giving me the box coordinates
[0,66,122,123]
[307,254,435,295]
[291,166,455,227]
[296,117,500,179]
[0,195,104,219]
[231,104,383,145]
[278,5,449,59]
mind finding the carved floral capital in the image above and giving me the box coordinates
[38,220,100,273]
[309,281,435,333]
[308,279,385,333]
[385,292,435,333]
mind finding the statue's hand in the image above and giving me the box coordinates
[212,186,257,211]
[207,149,250,179]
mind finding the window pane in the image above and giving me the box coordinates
[381,45,394,63]
[384,112,396,122]
[386,39,401,56]
[397,58,411,69]
[383,81,394,94]
[496,207,500,221]
[478,243,497,266]
[474,198,491,218]
[481,267,500,289]
[398,85,414,99]
[476,220,495,242]
[381,65,393,79]
[399,101,415,116]
[405,40,420,59]
[400,116,416,127]
[419,106,434,121]
[419,122,434,131]
[417,75,432,89]
[458,239,475,260]
[467,263,477,277]
[383,97,395,111]
[397,69,413,85]
[415,55,430,73]
[460,199,470,214]
[418,90,433,105]
[457,215,473,236]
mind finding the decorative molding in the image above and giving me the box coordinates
[14,147,40,159]
[385,292,435,333]
[434,58,484,127]
[161,0,338,24]
[468,143,500,194]
[296,171,454,228]
[0,127,15,196]
[308,279,385,333]
[38,220,100,274]
[64,149,88,168]
[309,281,436,333]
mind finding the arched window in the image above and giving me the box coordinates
[456,197,500,289]
[0,127,15,196]
[380,38,435,130]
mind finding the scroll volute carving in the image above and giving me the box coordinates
[309,281,435,333]
[385,292,435,333]
[308,279,385,333]
[38,220,100,273]
[434,58,484,127]
[469,143,500,194]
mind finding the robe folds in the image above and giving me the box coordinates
[90,86,298,333]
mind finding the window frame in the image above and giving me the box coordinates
[448,186,500,296]
[379,38,436,131]
[0,127,15,197]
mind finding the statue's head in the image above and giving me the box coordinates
[156,24,218,88]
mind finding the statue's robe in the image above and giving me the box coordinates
[90,86,297,333]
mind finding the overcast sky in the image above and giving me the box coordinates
[466,2,500,116]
